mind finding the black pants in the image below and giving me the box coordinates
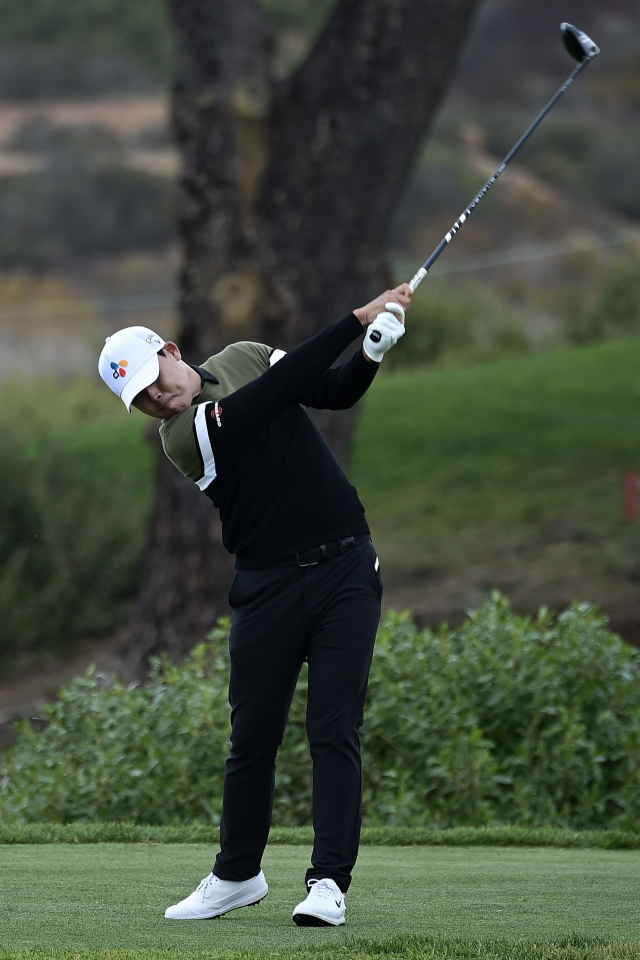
[212,539,382,894]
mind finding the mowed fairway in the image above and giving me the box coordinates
[1,844,639,952]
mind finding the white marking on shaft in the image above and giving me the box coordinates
[408,267,427,291]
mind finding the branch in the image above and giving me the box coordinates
[261,0,482,328]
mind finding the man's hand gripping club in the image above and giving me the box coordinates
[353,284,412,363]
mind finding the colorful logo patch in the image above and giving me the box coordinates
[110,359,128,379]
[211,401,222,427]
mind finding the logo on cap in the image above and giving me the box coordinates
[110,359,129,379]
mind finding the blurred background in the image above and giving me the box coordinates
[1,0,640,729]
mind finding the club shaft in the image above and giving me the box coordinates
[408,58,591,292]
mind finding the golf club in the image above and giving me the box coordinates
[406,22,601,293]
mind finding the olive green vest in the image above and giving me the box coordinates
[159,340,275,482]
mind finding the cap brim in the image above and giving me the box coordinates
[120,353,160,412]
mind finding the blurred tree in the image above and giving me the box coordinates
[120,0,482,679]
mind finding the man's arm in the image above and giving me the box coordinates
[202,312,366,454]
[190,285,412,473]
[279,345,379,410]
[268,283,411,410]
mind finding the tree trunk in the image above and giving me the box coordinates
[119,0,481,680]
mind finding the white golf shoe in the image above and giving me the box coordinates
[292,877,346,926]
[164,869,268,919]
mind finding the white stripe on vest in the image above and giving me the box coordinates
[269,348,286,366]
[194,403,217,491]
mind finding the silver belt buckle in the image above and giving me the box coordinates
[296,552,319,568]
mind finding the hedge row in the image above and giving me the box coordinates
[2,597,639,829]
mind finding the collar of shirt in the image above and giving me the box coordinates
[190,363,219,405]
[190,363,219,385]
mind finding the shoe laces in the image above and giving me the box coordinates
[196,872,216,901]
[308,878,340,899]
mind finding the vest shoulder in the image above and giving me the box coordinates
[201,341,272,379]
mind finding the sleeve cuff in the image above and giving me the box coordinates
[345,312,364,336]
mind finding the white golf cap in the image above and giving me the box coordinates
[98,325,166,412]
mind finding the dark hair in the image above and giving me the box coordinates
[157,348,166,357]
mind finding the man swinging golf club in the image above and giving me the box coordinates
[98,286,410,926]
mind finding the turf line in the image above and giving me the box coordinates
[1,824,639,848]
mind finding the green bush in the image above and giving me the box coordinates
[484,115,640,222]
[385,283,529,370]
[0,0,334,82]
[0,166,174,269]
[2,597,639,830]
[0,119,174,269]
[0,48,161,99]
[589,261,640,338]
[0,378,153,673]
[0,1,174,79]
[563,259,640,345]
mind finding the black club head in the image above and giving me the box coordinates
[561,23,600,62]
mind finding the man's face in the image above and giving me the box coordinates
[131,342,199,419]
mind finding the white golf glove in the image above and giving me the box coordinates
[363,302,406,363]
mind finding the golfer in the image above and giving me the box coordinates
[98,285,411,926]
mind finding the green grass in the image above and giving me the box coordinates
[1,825,640,850]
[352,339,640,574]
[2,942,640,960]
[1,844,639,954]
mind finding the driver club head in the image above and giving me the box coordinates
[561,23,600,62]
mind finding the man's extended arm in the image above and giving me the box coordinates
[268,284,412,410]
[198,285,411,455]
[204,313,366,453]
[286,346,379,410]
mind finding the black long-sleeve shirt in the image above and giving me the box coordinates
[160,313,378,568]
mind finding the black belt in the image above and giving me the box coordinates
[237,534,371,570]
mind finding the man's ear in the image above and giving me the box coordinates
[163,341,182,361]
